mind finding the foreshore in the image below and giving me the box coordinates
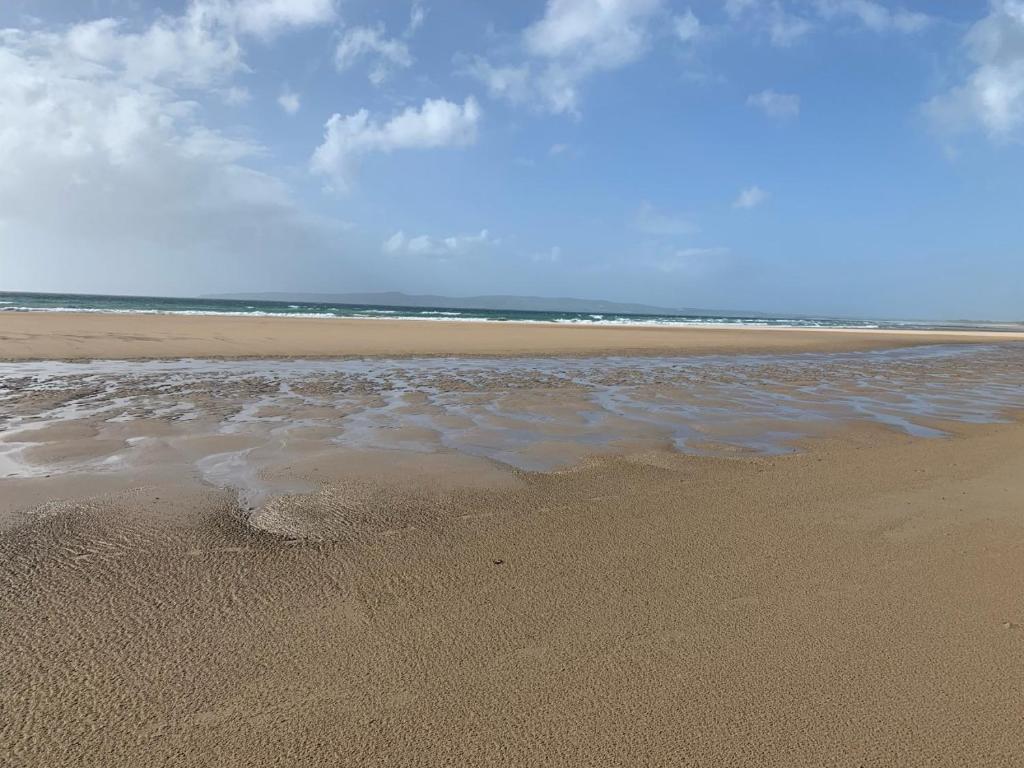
[3,418,1024,766]
[2,316,1024,766]
[2,310,1024,360]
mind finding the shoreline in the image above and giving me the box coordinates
[4,341,1023,528]
[2,311,1024,361]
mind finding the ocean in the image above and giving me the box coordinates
[0,291,1018,331]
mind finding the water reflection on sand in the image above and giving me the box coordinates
[2,344,1023,509]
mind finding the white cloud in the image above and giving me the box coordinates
[278,87,300,114]
[674,9,702,43]
[222,85,251,105]
[725,0,759,19]
[769,11,813,47]
[0,7,264,166]
[335,25,413,86]
[408,3,428,35]
[311,97,482,190]
[231,0,337,39]
[59,13,242,88]
[634,202,699,236]
[724,0,812,47]
[463,57,533,104]
[525,0,662,114]
[747,89,800,118]
[0,11,358,296]
[383,228,497,258]
[728,0,927,45]
[383,231,407,253]
[523,0,660,60]
[468,0,663,116]
[53,1,335,90]
[926,0,1024,139]
[815,0,930,34]
[734,186,768,209]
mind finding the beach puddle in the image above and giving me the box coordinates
[2,344,1024,521]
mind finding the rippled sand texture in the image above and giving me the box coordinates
[3,345,1024,766]
[3,345,1024,516]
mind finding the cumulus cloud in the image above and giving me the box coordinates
[747,89,800,118]
[335,25,413,86]
[725,0,813,47]
[0,3,360,295]
[815,0,930,34]
[0,25,240,178]
[383,229,497,258]
[467,0,663,116]
[278,87,300,114]
[311,97,482,190]
[634,202,699,236]
[53,0,335,89]
[674,9,702,43]
[523,0,660,61]
[462,58,533,104]
[231,0,337,39]
[734,186,768,208]
[769,13,813,46]
[926,0,1024,140]
[221,85,251,105]
[57,14,242,88]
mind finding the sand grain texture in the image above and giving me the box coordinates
[3,420,1024,767]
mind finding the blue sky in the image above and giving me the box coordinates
[0,0,1022,319]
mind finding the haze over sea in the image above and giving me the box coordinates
[3,292,1020,332]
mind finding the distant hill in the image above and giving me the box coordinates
[203,291,734,316]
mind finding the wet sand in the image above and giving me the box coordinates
[3,419,1024,766]
[2,328,1024,766]
[3,346,1024,504]
[3,310,1024,360]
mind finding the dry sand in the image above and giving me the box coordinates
[2,420,1023,766]
[3,310,1024,360]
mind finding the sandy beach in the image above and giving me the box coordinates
[7,0,1024,762]
[3,310,1024,360]
[2,318,1024,767]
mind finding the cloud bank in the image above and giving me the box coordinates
[0,0,364,295]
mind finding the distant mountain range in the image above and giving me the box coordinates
[203,291,764,317]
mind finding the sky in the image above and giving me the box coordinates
[0,0,1022,320]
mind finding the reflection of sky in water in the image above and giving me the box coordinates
[1,345,1023,491]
